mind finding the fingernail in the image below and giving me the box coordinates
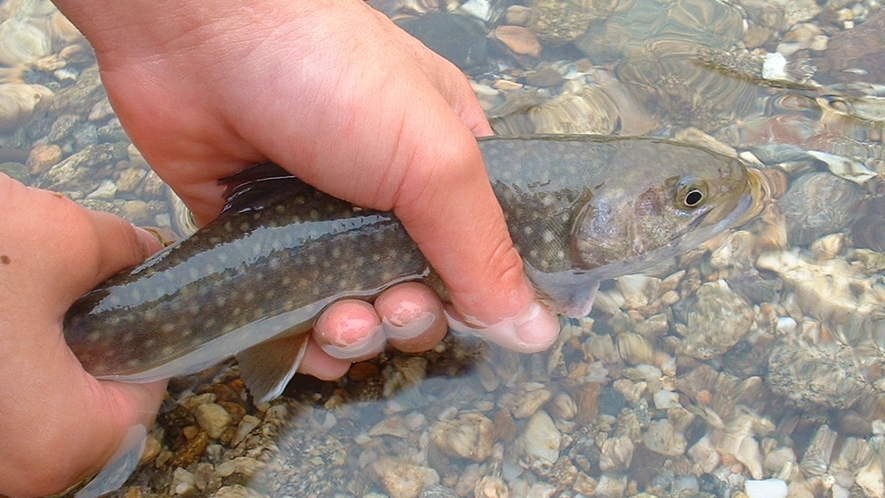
[445,302,559,353]
[319,324,386,360]
[133,226,161,257]
[381,311,436,341]
[514,302,560,349]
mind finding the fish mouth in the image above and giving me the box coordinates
[673,177,759,258]
[684,165,769,239]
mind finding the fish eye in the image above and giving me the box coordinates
[675,177,707,209]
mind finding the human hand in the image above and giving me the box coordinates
[51,0,559,377]
[0,174,167,497]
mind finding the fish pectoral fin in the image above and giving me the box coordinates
[236,333,310,404]
[524,263,601,318]
[75,424,147,498]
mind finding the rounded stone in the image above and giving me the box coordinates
[194,402,232,439]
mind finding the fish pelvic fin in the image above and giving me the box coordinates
[75,425,147,498]
[523,263,601,318]
[236,333,310,404]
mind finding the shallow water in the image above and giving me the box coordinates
[3,0,885,497]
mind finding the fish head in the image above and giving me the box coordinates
[569,145,758,272]
[519,138,764,318]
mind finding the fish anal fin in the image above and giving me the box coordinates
[75,425,147,498]
[236,333,310,404]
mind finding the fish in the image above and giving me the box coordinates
[64,135,763,405]
[65,134,764,497]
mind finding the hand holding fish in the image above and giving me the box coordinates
[0,175,167,496]
[53,0,559,360]
[1,0,560,495]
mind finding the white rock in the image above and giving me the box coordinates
[430,412,496,461]
[521,410,561,465]
[460,0,491,20]
[87,179,117,200]
[735,432,764,479]
[527,482,557,498]
[688,436,721,474]
[855,456,885,498]
[615,274,658,309]
[232,414,260,446]
[594,473,627,498]
[745,478,788,498]
[0,18,51,66]
[0,82,53,132]
[599,435,634,472]
[775,316,797,335]
[763,446,796,475]
[171,467,196,495]
[194,402,232,439]
[213,485,267,498]
[372,457,439,498]
[653,389,680,409]
[215,457,264,478]
[643,419,686,457]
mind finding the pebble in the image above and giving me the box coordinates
[168,430,209,469]
[744,478,787,498]
[652,389,680,410]
[593,473,628,498]
[139,433,162,466]
[0,18,51,66]
[86,178,117,200]
[87,97,114,122]
[855,456,885,497]
[213,485,268,498]
[598,435,634,472]
[512,386,552,418]
[170,467,196,495]
[675,280,754,360]
[430,412,496,461]
[232,414,261,446]
[116,167,147,192]
[520,410,561,465]
[48,113,81,142]
[0,83,53,132]
[26,143,61,175]
[491,25,542,57]
[643,419,687,457]
[194,402,232,439]
[215,456,264,478]
[616,331,655,365]
[372,457,439,498]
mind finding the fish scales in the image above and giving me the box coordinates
[64,135,760,401]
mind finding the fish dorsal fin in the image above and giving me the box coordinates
[236,333,311,404]
[75,425,147,498]
[219,163,319,216]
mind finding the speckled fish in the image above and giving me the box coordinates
[64,135,764,405]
